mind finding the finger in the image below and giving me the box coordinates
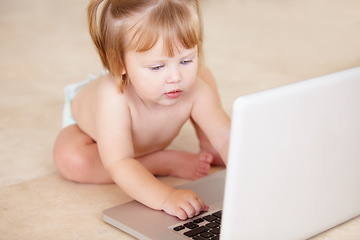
[197,196,206,209]
[189,198,204,216]
[195,197,209,213]
[181,202,197,219]
[175,207,188,220]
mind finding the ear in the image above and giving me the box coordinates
[120,64,127,79]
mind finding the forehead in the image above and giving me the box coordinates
[126,37,198,60]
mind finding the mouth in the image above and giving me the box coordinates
[164,89,183,99]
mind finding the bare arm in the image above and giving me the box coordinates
[191,78,231,164]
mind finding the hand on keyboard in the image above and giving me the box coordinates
[162,189,209,220]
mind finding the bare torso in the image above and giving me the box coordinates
[71,74,195,157]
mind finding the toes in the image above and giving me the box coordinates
[198,161,210,173]
[192,153,213,179]
[198,152,213,164]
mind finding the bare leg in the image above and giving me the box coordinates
[53,125,213,184]
[195,66,226,166]
[53,124,113,184]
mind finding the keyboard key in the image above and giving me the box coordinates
[210,227,220,235]
[205,222,220,228]
[210,236,220,240]
[193,236,207,240]
[184,226,210,237]
[212,211,222,218]
[193,218,205,224]
[173,225,185,231]
[184,222,199,229]
[203,215,218,222]
[200,231,215,238]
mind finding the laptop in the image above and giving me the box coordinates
[103,67,360,240]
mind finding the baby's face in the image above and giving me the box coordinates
[124,38,198,107]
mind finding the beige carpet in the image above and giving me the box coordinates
[1,0,359,239]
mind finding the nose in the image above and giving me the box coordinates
[166,65,181,84]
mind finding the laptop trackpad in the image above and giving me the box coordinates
[175,177,225,205]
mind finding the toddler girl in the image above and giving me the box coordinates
[53,0,230,220]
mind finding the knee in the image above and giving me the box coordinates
[53,144,90,183]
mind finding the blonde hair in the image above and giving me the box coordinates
[87,0,203,92]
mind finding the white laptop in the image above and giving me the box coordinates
[103,67,360,240]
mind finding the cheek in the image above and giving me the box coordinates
[128,71,160,95]
[186,66,198,85]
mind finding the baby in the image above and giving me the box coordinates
[53,0,231,220]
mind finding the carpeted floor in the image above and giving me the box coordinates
[1,0,359,239]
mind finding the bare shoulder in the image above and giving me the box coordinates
[190,76,230,128]
[95,74,130,117]
[96,74,123,97]
[72,73,130,140]
[190,77,219,107]
[190,76,226,125]
[94,74,131,112]
[73,73,125,105]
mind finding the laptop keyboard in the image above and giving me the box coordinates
[172,210,222,240]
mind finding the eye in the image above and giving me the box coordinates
[180,59,193,65]
[150,64,164,71]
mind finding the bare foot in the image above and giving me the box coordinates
[137,150,213,180]
[200,142,225,166]
[169,152,213,180]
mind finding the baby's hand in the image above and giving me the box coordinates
[162,189,209,220]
